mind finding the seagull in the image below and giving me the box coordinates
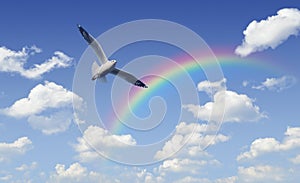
[78,25,148,88]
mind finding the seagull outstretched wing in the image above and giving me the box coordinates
[110,68,148,88]
[78,25,108,64]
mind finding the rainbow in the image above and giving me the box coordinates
[105,49,281,134]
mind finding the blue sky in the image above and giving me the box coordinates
[1,0,300,182]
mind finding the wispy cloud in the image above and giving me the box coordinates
[235,8,300,57]
[15,162,37,172]
[0,46,73,79]
[251,75,297,92]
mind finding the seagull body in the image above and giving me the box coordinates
[78,25,148,88]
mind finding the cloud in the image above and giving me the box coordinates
[242,80,249,87]
[183,90,266,123]
[173,176,211,183]
[235,8,300,57]
[197,78,226,96]
[251,75,297,92]
[1,81,82,118]
[48,163,114,183]
[158,158,219,175]
[215,176,238,183]
[11,161,159,183]
[0,46,73,79]
[74,125,136,162]
[28,111,72,135]
[238,165,284,182]
[15,162,37,172]
[173,176,238,183]
[0,137,33,162]
[290,154,300,164]
[237,126,300,161]
[0,174,12,181]
[154,122,229,160]
[0,81,84,135]
[136,169,163,183]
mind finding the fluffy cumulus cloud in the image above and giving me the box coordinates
[185,79,266,123]
[237,126,300,161]
[74,125,136,162]
[197,78,226,96]
[235,8,300,57]
[238,165,284,182]
[48,163,114,183]
[251,75,297,92]
[154,122,229,160]
[136,169,164,183]
[0,81,84,134]
[157,158,219,175]
[0,137,32,162]
[0,45,73,79]
[50,165,163,183]
[184,90,265,123]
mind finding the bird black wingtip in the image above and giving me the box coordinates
[77,25,93,44]
[134,80,148,88]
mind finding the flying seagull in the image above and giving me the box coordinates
[78,25,148,88]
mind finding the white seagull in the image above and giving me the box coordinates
[78,25,148,88]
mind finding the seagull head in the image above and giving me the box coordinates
[110,60,117,65]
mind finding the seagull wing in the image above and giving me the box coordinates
[92,61,100,76]
[110,68,148,88]
[78,25,107,64]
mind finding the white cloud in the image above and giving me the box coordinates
[0,174,12,181]
[197,78,226,96]
[238,165,284,182]
[136,169,164,183]
[174,176,211,183]
[159,158,203,173]
[183,90,266,123]
[28,111,72,135]
[0,46,73,79]
[235,8,300,57]
[242,80,249,87]
[48,163,114,183]
[290,154,300,164]
[15,162,37,171]
[154,122,229,160]
[252,76,297,92]
[0,137,32,162]
[158,158,218,175]
[173,176,238,183]
[0,81,84,135]
[237,126,300,161]
[215,176,238,183]
[74,125,136,162]
[1,81,82,118]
